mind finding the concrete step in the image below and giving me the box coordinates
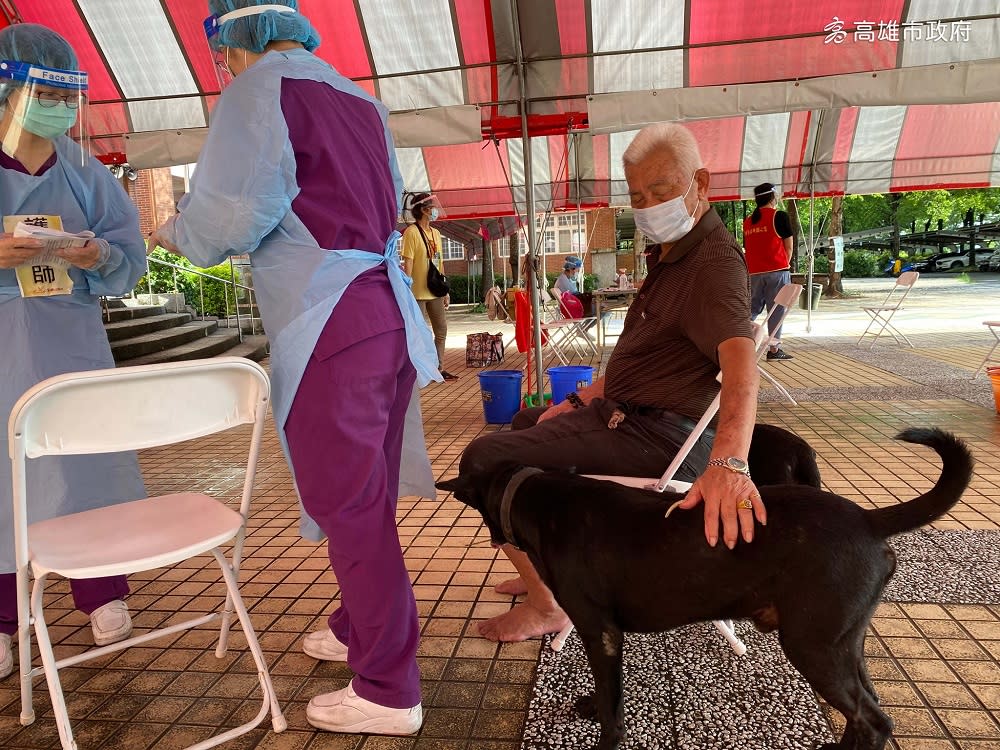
[104,313,193,342]
[222,335,269,362]
[111,320,219,362]
[118,329,244,366]
[104,304,167,323]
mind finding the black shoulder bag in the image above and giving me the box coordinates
[415,225,450,298]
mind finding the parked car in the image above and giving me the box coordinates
[979,250,1000,272]
[909,252,953,272]
[935,248,995,271]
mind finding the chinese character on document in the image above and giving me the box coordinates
[23,216,50,228]
[32,266,56,284]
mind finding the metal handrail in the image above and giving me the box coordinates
[141,255,261,341]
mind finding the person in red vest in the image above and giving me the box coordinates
[743,182,794,360]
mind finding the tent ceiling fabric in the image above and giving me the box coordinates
[6,1,1000,217]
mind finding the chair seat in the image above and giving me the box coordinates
[29,493,243,579]
[984,321,1000,327]
[861,305,903,312]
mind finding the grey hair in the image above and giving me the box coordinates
[622,123,703,180]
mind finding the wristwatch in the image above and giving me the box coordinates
[706,456,751,478]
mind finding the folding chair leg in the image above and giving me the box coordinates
[17,564,35,726]
[759,367,798,406]
[713,619,747,656]
[30,575,77,750]
[211,548,287,737]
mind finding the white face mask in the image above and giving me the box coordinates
[429,208,440,222]
[632,174,697,244]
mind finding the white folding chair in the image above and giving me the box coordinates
[858,271,919,350]
[551,302,793,656]
[757,283,804,406]
[971,320,1000,379]
[9,357,286,750]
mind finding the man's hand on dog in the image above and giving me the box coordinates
[678,467,766,548]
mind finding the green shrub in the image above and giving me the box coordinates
[842,251,879,278]
[184,263,239,316]
[797,253,830,273]
[136,248,196,301]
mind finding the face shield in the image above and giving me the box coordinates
[0,60,89,165]
[402,193,447,223]
[204,4,296,90]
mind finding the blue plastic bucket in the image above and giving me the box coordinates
[479,370,524,423]
[547,365,594,405]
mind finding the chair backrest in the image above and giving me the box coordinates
[878,271,919,308]
[771,282,804,311]
[9,357,269,458]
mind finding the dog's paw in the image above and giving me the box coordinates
[574,693,598,720]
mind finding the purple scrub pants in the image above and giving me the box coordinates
[285,324,421,710]
[0,573,128,635]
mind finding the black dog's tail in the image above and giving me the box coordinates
[865,428,974,539]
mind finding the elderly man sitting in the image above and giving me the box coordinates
[458,122,764,642]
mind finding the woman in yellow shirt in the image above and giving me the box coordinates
[400,193,457,380]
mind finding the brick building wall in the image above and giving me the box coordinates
[129,168,177,237]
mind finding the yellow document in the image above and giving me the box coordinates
[4,215,80,298]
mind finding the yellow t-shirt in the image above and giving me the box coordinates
[401,224,445,301]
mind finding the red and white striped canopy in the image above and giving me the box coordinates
[3,1,999,218]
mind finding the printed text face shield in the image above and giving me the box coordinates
[0,61,89,166]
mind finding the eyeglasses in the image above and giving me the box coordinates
[34,91,82,109]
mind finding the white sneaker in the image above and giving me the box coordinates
[0,634,12,679]
[90,600,132,646]
[307,680,422,735]
[303,628,348,662]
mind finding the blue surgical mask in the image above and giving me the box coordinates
[632,175,697,245]
[429,208,440,222]
[14,97,78,140]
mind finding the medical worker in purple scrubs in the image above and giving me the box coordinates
[146,1,439,736]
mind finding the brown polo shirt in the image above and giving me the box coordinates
[604,208,753,420]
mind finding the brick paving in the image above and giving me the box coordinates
[2,276,1000,749]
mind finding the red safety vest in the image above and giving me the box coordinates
[743,207,789,274]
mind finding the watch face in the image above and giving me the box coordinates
[726,457,749,472]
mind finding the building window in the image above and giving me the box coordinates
[496,240,509,258]
[443,236,465,261]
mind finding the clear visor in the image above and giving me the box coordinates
[402,193,447,223]
[204,5,296,91]
[0,61,89,167]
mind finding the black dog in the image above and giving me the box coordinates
[749,422,821,488]
[437,428,973,750]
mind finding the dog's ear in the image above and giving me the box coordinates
[436,476,469,494]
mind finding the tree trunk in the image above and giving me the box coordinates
[826,195,845,298]
[481,238,495,298]
[509,231,520,286]
[889,193,902,259]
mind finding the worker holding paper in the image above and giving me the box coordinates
[0,24,148,680]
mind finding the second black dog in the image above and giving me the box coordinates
[437,428,973,750]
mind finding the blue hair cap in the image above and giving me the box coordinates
[0,24,79,105]
[208,0,321,53]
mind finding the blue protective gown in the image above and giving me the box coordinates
[0,138,148,573]
[159,49,440,541]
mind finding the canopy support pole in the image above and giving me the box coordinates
[510,0,544,401]
[804,109,826,335]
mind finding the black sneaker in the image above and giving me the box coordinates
[766,349,793,361]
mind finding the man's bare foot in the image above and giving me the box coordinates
[494,576,528,596]
[478,602,570,642]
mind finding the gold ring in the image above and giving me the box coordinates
[737,498,754,511]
